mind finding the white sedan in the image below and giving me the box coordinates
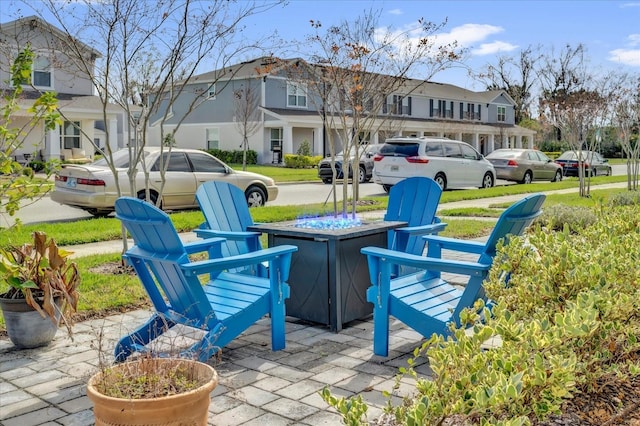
[51,148,278,217]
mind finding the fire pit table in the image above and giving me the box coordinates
[248,220,406,331]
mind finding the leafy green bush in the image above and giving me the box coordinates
[297,139,312,156]
[27,160,45,172]
[203,148,257,164]
[609,191,640,206]
[325,203,640,425]
[283,154,320,168]
[535,204,597,233]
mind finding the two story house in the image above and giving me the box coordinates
[147,56,535,164]
[0,16,125,163]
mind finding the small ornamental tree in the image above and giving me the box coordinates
[0,46,60,229]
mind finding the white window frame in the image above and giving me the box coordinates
[287,82,307,108]
[206,128,219,149]
[60,121,81,149]
[32,52,53,89]
[207,84,216,100]
[497,106,506,122]
[270,128,283,150]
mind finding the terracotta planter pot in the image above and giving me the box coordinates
[86,358,218,426]
[0,296,61,349]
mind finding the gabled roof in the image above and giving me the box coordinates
[190,56,299,84]
[188,56,516,107]
[0,16,101,59]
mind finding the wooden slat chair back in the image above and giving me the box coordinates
[114,197,297,362]
[195,181,264,275]
[362,193,546,356]
[384,177,446,276]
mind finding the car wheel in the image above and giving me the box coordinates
[520,171,533,184]
[358,166,366,184]
[480,172,494,189]
[382,184,392,193]
[137,190,161,209]
[322,178,332,184]
[86,209,111,218]
[434,173,447,190]
[552,169,563,182]
[245,186,266,207]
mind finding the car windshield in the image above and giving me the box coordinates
[488,150,519,159]
[92,149,150,168]
[335,146,375,158]
[557,151,595,161]
[379,143,419,157]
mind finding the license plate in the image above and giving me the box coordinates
[390,165,399,172]
[66,177,77,188]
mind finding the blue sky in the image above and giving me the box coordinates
[244,0,640,90]
[4,0,639,91]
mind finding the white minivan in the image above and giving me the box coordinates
[372,137,496,191]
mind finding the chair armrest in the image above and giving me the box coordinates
[395,222,447,236]
[361,246,490,277]
[422,235,486,254]
[194,228,261,241]
[183,237,226,256]
[182,245,298,277]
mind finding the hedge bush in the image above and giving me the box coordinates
[203,148,257,165]
[283,154,322,168]
[324,203,640,425]
[534,204,598,233]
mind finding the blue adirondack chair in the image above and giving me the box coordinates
[361,193,545,356]
[113,197,297,362]
[195,181,265,276]
[384,177,446,276]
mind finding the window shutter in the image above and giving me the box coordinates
[478,104,482,120]
[408,96,412,115]
[460,102,463,119]
[430,99,434,117]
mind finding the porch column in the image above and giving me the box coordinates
[456,132,463,141]
[471,133,479,151]
[371,132,380,145]
[488,134,495,153]
[437,131,444,138]
[314,126,323,156]
[46,127,60,160]
[107,118,119,151]
[516,135,522,148]
[503,134,509,149]
[527,136,534,149]
[283,125,293,155]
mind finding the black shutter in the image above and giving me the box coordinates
[430,99,434,117]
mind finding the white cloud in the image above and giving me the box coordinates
[472,41,519,56]
[388,8,403,15]
[628,34,640,46]
[608,48,640,66]
[435,23,504,47]
[620,2,640,7]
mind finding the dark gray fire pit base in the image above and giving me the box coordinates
[248,221,405,332]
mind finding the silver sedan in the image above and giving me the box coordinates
[486,149,563,184]
[51,148,278,216]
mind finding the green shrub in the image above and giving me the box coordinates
[283,154,318,168]
[297,139,312,156]
[534,204,597,233]
[27,160,45,172]
[609,191,640,207]
[325,203,640,425]
[203,149,257,165]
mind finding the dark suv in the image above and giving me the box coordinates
[317,144,382,184]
